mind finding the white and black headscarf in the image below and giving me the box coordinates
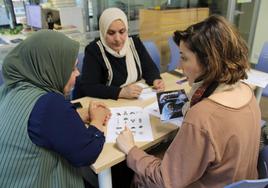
[97,7,141,87]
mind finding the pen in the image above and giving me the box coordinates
[176,78,188,85]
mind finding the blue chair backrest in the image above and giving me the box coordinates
[77,52,84,72]
[255,42,268,73]
[142,40,161,71]
[167,37,180,71]
[255,42,268,97]
[258,145,268,179]
[71,52,84,100]
[224,178,268,188]
[0,65,3,86]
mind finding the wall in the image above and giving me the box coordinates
[236,1,255,43]
[250,0,268,64]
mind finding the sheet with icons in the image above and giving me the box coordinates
[106,106,153,143]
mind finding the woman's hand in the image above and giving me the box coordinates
[153,79,165,92]
[76,108,90,124]
[116,126,135,154]
[119,84,143,99]
[88,101,111,132]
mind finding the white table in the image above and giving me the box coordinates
[73,73,190,188]
[74,70,268,188]
[243,69,268,103]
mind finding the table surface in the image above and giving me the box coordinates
[73,72,190,173]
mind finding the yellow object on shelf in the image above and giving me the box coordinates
[154,6,161,10]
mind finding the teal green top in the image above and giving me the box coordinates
[0,30,85,187]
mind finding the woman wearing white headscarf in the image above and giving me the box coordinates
[74,7,165,100]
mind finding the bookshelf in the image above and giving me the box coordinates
[139,8,209,70]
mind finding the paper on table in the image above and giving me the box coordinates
[243,69,268,88]
[106,106,153,143]
[261,119,266,127]
[135,82,157,100]
[144,102,183,127]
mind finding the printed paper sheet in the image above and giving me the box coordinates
[106,106,153,143]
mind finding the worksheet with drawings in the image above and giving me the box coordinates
[106,106,153,143]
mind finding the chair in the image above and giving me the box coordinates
[167,37,180,71]
[142,40,161,71]
[224,178,268,188]
[224,145,268,188]
[258,145,268,179]
[255,42,268,97]
[70,52,84,100]
[77,52,84,72]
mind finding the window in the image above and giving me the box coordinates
[12,0,26,24]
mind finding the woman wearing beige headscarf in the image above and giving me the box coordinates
[73,7,165,100]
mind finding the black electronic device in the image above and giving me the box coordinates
[10,38,23,43]
[72,102,82,109]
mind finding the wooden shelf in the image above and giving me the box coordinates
[139,8,209,71]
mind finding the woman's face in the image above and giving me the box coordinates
[63,60,80,95]
[179,41,204,86]
[105,19,127,52]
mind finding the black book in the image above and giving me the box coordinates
[157,89,188,121]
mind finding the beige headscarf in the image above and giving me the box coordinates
[98,7,139,87]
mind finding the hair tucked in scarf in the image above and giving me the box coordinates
[98,7,141,87]
[99,7,128,57]
[2,30,79,94]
